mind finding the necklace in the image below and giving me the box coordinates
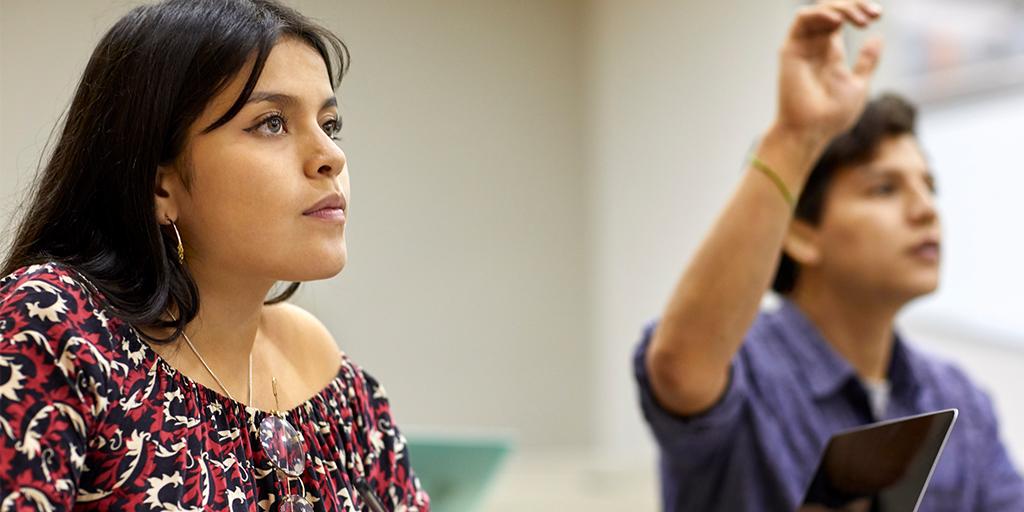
[180,331,375,512]
[181,331,254,407]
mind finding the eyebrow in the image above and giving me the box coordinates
[860,166,934,180]
[859,167,938,191]
[245,91,337,110]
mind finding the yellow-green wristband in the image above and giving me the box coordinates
[750,155,796,209]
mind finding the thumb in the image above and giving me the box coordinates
[852,35,884,80]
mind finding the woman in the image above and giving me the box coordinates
[0,1,429,510]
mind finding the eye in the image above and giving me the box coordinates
[264,116,284,133]
[868,181,897,196]
[322,118,342,140]
[247,113,287,136]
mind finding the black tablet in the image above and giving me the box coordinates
[798,409,958,512]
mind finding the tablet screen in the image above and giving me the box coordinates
[798,409,958,512]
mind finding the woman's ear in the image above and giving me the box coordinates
[782,218,822,267]
[154,165,183,224]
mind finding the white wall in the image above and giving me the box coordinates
[903,91,1024,338]
[901,313,1024,465]
[899,89,1024,465]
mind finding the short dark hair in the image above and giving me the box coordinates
[2,0,349,343]
[771,93,918,294]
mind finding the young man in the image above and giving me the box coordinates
[634,2,1024,511]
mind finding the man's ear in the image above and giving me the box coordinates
[782,218,822,267]
[154,165,183,224]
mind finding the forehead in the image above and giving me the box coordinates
[836,134,930,183]
[254,37,333,93]
[202,38,334,121]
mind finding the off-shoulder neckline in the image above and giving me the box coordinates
[14,261,352,419]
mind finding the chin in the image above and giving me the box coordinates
[897,274,940,301]
[278,244,347,281]
[313,249,347,278]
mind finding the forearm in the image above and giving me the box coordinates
[645,0,882,416]
[647,125,826,414]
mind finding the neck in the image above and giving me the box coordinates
[789,278,902,382]
[152,258,277,400]
[188,259,274,350]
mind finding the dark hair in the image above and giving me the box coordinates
[772,93,918,294]
[1,0,349,343]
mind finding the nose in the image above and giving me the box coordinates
[907,180,938,225]
[304,128,346,179]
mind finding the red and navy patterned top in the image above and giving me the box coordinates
[0,262,430,511]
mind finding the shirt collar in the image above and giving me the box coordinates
[772,298,921,400]
[886,332,922,398]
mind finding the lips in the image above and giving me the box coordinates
[303,193,347,216]
[909,239,941,262]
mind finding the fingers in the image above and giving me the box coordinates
[790,6,842,39]
[852,35,884,80]
[825,0,882,28]
[791,1,882,38]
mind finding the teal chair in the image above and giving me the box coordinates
[405,433,513,512]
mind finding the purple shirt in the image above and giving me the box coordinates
[634,300,1024,511]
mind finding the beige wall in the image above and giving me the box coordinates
[0,1,131,235]
[293,0,592,447]
[583,0,793,462]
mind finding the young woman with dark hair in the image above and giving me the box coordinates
[0,1,429,510]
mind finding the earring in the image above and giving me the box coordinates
[168,218,184,264]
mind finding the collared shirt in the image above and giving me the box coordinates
[634,299,1024,511]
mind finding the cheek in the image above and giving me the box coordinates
[818,202,903,265]
[188,148,301,252]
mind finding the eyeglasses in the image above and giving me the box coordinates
[257,379,389,512]
[258,378,313,512]
[179,331,385,510]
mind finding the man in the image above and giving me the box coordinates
[634,1,1024,510]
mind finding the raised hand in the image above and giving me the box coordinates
[647,1,886,419]
[775,0,883,144]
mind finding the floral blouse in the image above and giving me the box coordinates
[0,262,429,511]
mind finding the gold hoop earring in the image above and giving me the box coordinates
[169,220,184,264]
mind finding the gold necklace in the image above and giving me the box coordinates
[181,331,254,406]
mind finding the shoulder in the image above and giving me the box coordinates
[262,303,389,394]
[262,301,343,371]
[0,261,126,419]
[902,340,996,417]
[0,261,108,339]
[903,341,976,390]
[2,261,87,303]
[263,301,341,355]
